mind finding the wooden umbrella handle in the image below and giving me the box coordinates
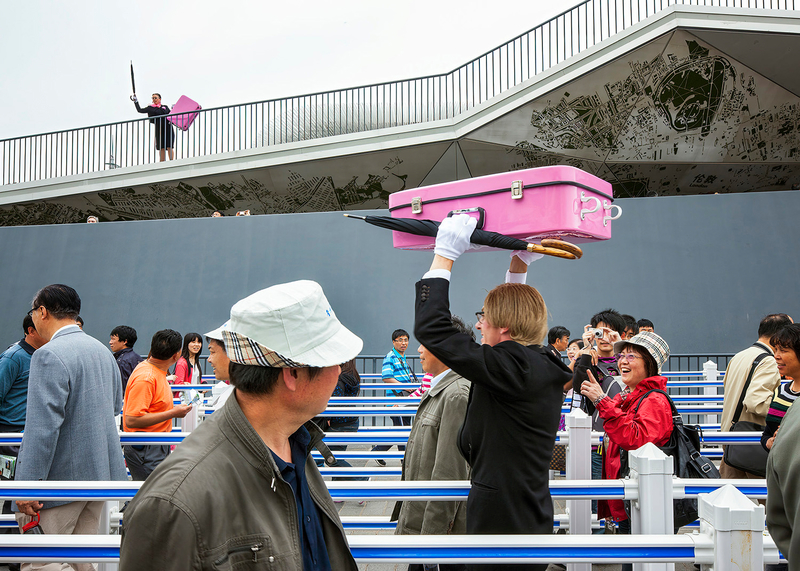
[541,239,583,259]
[526,243,577,260]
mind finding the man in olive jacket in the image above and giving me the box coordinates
[392,316,473,571]
[120,281,362,571]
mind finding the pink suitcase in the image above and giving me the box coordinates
[387,166,621,251]
[167,95,202,131]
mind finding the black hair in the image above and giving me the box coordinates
[451,315,476,342]
[228,362,322,395]
[590,309,626,334]
[150,329,183,360]
[32,284,81,320]
[568,339,584,350]
[547,326,571,345]
[622,343,659,378]
[771,324,800,357]
[637,318,654,330]
[180,332,203,365]
[22,315,35,335]
[759,314,793,340]
[76,316,84,327]
[622,314,639,336]
[392,329,409,341]
[111,325,138,349]
[206,337,225,349]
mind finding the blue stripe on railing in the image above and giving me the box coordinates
[328,488,468,499]
[684,485,768,496]
[0,489,137,500]
[0,548,120,559]
[550,486,625,498]
[348,546,696,560]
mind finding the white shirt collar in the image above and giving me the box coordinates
[53,323,80,337]
[429,368,451,390]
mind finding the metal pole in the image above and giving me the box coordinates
[628,443,675,571]
[565,409,592,571]
[698,484,765,570]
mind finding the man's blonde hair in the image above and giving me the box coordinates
[484,283,548,346]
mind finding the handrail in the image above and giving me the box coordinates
[2,0,797,186]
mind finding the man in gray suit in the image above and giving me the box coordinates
[15,284,127,571]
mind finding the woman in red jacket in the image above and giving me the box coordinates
[579,331,672,546]
[170,333,203,395]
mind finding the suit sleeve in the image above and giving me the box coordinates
[16,348,69,481]
[120,496,202,571]
[743,356,780,419]
[420,383,471,535]
[766,454,792,561]
[596,392,673,451]
[414,278,567,400]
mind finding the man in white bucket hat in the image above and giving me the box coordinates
[121,280,362,571]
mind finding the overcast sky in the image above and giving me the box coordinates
[2,0,579,140]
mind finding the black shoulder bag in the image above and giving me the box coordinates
[620,389,720,528]
[722,349,770,477]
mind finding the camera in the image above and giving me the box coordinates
[587,328,604,339]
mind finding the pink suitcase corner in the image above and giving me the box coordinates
[167,95,202,131]
[387,166,621,251]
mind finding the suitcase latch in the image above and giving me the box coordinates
[511,180,523,200]
[411,197,422,214]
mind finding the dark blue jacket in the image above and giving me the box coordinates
[0,339,36,428]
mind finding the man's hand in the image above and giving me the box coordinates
[580,369,605,403]
[16,500,43,517]
[130,94,138,102]
[172,404,193,419]
[433,214,477,262]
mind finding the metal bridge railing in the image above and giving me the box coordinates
[3,0,796,186]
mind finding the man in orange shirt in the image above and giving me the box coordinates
[123,329,192,481]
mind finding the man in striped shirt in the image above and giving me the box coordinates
[372,329,417,465]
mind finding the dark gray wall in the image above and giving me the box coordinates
[1,191,797,358]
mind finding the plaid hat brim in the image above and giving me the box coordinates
[614,331,670,372]
[221,329,306,368]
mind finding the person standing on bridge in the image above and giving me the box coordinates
[131,93,174,162]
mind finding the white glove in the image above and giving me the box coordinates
[434,214,477,261]
[511,250,544,265]
[131,94,138,103]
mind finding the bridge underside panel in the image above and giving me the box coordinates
[5,21,800,225]
[0,143,451,224]
[467,29,800,196]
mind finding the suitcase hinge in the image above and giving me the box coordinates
[510,180,523,199]
[411,197,422,214]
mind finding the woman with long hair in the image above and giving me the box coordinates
[172,333,203,388]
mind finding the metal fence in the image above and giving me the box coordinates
[2,0,796,186]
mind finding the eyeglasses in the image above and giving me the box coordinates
[27,306,40,318]
[615,353,642,364]
[475,311,485,324]
[393,338,409,344]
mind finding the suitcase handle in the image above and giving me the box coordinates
[447,207,485,230]
[580,192,601,220]
[603,202,622,227]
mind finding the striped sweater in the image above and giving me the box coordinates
[761,380,800,451]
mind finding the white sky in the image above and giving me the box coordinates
[1,0,578,140]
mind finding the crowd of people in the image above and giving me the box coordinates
[0,215,798,570]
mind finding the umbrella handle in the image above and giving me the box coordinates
[541,239,583,259]
[526,243,577,260]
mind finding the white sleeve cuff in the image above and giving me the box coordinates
[422,269,451,281]
[505,270,527,284]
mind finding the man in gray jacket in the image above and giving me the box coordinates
[391,316,473,571]
[15,284,127,571]
[121,280,362,571]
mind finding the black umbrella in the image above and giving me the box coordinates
[129,61,137,101]
[343,214,581,259]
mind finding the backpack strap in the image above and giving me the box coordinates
[730,347,770,427]
[633,388,677,418]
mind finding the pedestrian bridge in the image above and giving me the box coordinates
[2,0,800,225]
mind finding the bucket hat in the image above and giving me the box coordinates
[205,320,229,342]
[221,280,363,368]
[613,331,670,373]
